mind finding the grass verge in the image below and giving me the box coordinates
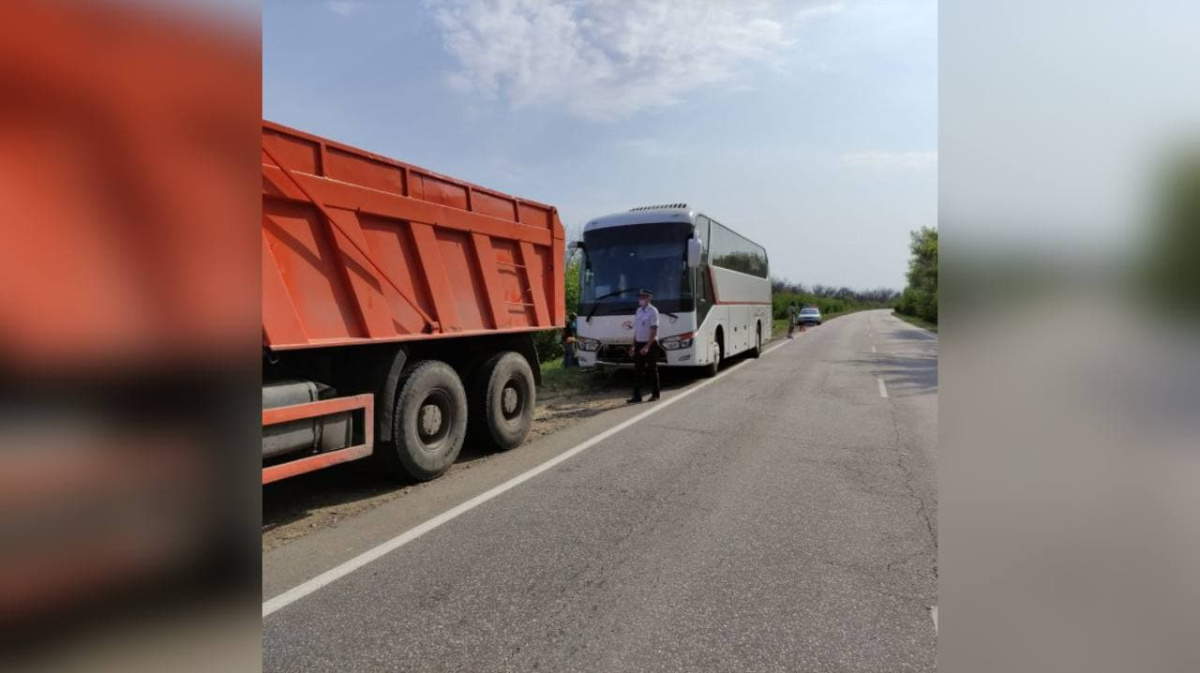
[892,311,938,333]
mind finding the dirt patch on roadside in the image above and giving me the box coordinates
[528,391,625,441]
[262,381,630,552]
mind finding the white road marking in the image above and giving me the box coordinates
[877,377,888,398]
[931,605,938,632]
[264,339,794,617]
[871,345,876,354]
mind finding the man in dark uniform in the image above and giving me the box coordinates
[628,289,661,403]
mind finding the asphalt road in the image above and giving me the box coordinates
[263,309,938,672]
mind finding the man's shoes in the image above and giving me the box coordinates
[649,393,660,401]
[626,396,643,404]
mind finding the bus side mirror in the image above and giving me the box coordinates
[687,238,702,268]
[568,241,583,252]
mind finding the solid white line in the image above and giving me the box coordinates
[877,377,888,398]
[263,338,794,617]
[931,605,938,632]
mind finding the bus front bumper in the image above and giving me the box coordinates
[578,345,695,369]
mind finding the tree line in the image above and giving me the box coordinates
[770,279,899,321]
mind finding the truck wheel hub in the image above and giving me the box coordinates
[501,384,520,417]
[420,403,443,436]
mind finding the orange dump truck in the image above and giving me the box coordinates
[262,121,565,483]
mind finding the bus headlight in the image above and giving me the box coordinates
[576,336,601,352]
[660,332,694,350]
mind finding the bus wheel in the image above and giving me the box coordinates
[471,351,535,451]
[385,360,467,481]
[750,324,762,358]
[704,335,723,377]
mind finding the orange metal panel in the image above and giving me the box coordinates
[263,144,437,333]
[263,166,554,248]
[263,129,319,175]
[437,230,488,332]
[517,241,551,326]
[264,201,366,340]
[409,222,461,333]
[263,120,560,211]
[470,233,508,330]
[324,208,398,339]
[266,324,556,351]
[357,213,436,335]
[261,230,309,345]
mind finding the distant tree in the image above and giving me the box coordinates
[895,226,938,323]
[1146,147,1200,317]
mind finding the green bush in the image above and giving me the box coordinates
[534,258,580,364]
[534,329,563,363]
[895,227,938,324]
[773,293,869,320]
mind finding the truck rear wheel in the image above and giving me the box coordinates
[471,351,535,451]
[386,360,467,481]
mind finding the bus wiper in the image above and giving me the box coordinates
[584,287,640,322]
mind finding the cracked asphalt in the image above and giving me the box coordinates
[263,309,937,672]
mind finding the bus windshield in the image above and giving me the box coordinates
[580,222,694,316]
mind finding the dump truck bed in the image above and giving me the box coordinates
[262,121,565,350]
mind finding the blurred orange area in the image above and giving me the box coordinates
[0,0,259,658]
[0,0,260,374]
[0,426,211,623]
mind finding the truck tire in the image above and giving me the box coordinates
[386,360,468,481]
[470,351,535,451]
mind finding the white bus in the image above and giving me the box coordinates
[573,204,772,375]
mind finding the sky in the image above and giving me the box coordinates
[263,0,937,291]
[941,0,1200,256]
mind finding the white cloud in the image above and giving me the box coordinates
[431,0,841,121]
[841,150,938,170]
[326,1,362,17]
[795,1,845,23]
